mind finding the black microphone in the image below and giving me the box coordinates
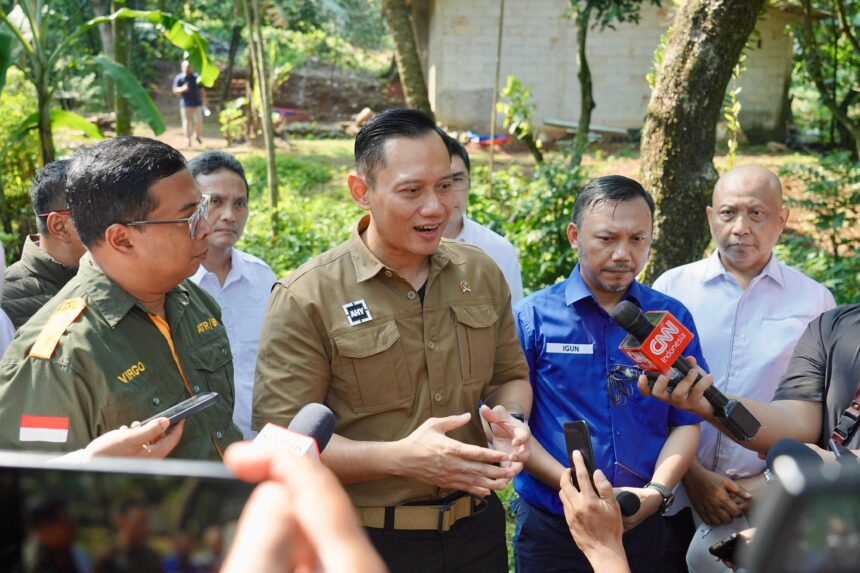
[615,491,641,517]
[610,301,760,442]
[765,438,823,473]
[288,403,336,453]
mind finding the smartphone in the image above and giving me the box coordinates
[563,420,596,490]
[140,391,219,426]
[708,532,743,562]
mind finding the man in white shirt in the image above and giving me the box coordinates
[188,151,276,439]
[441,136,524,303]
[652,165,835,573]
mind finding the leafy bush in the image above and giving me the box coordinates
[779,152,859,304]
[219,99,246,145]
[239,154,334,198]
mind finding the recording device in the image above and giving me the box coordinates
[255,403,336,460]
[743,447,860,572]
[708,531,747,562]
[0,452,254,573]
[610,301,761,442]
[563,421,641,517]
[140,391,219,426]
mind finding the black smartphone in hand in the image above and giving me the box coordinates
[708,532,743,562]
[563,420,596,490]
[141,392,219,426]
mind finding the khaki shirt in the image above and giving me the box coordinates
[253,216,529,507]
[0,255,242,459]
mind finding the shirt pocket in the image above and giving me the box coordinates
[451,304,499,385]
[333,320,414,414]
[186,335,234,399]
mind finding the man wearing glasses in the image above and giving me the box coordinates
[0,136,242,459]
[511,175,703,573]
[3,160,86,329]
[440,136,523,304]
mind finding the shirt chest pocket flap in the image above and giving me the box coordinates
[452,304,499,385]
[333,321,413,413]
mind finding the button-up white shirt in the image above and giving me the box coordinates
[454,216,524,303]
[191,248,276,439]
[653,251,835,512]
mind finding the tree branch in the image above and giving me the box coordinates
[836,0,860,56]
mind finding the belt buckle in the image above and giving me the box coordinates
[833,411,858,443]
[436,498,459,534]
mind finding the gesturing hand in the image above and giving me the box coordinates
[479,404,531,475]
[392,412,517,497]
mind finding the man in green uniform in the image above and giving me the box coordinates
[0,136,242,459]
[253,109,533,572]
[3,160,85,329]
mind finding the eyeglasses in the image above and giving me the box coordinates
[36,210,71,217]
[607,364,642,406]
[124,195,210,239]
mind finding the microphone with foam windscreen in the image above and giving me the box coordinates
[610,301,760,442]
[254,403,336,460]
[765,439,823,473]
[615,490,641,517]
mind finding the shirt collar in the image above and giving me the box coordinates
[79,253,189,328]
[564,264,643,308]
[454,215,469,242]
[349,215,458,283]
[703,250,785,288]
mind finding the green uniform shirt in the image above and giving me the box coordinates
[0,254,242,459]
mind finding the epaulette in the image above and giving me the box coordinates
[29,298,86,359]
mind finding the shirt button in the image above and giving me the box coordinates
[407,291,416,300]
[193,385,200,393]
[385,270,393,278]
[216,431,223,440]
[616,430,622,436]
[434,392,443,402]
[428,341,435,350]
[152,397,160,406]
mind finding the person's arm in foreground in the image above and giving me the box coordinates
[637,356,821,455]
[560,450,630,573]
[223,442,388,573]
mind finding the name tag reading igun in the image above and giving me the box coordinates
[546,343,594,355]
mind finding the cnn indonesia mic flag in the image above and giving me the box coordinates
[618,311,693,375]
[19,415,70,443]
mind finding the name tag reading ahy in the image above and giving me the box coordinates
[547,343,594,355]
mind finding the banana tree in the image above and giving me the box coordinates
[0,2,219,164]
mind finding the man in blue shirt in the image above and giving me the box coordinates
[173,60,208,149]
[512,175,704,573]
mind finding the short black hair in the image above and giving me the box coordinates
[443,135,471,173]
[29,498,68,528]
[31,160,70,233]
[66,137,187,247]
[354,108,447,185]
[572,175,655,227]
[188,151,249,195]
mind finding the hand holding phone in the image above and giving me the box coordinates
[141,392,219,426]
[563,421,596,490]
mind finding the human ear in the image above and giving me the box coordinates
[104,224,135,255]
[566,223,579,250]
[348,174,371,212]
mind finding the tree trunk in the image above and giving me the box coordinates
[244,0,278,208]
[36,77,55,165]
[219,23,243,108]
[640,0,766,283]
[573,3,594,164]
[113,3,132,135]
[91,0,115,110]
[381,0,433,119]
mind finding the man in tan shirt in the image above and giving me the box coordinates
[253,108,533,572]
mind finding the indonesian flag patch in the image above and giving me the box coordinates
[19,415,69,443]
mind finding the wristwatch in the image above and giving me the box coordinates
[645,482,675,514]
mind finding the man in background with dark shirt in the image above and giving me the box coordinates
[173,60,208,149]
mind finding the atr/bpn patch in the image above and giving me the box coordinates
[343,299,372,326]
[29,298,86,360]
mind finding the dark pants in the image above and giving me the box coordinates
[663,508,695,573]
[513,496,666,573]
[366,492,508,573]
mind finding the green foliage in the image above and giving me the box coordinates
[723,57,745,170]
[93,55,164,135]
[219,99,246,145]
[778,151,860,304]
[646,26,672,89]
[573,0,661,30]
[12,108,104,141]
[498,76,544,164]
[241,153,334,197]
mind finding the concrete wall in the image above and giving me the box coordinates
[415,0,795,141]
